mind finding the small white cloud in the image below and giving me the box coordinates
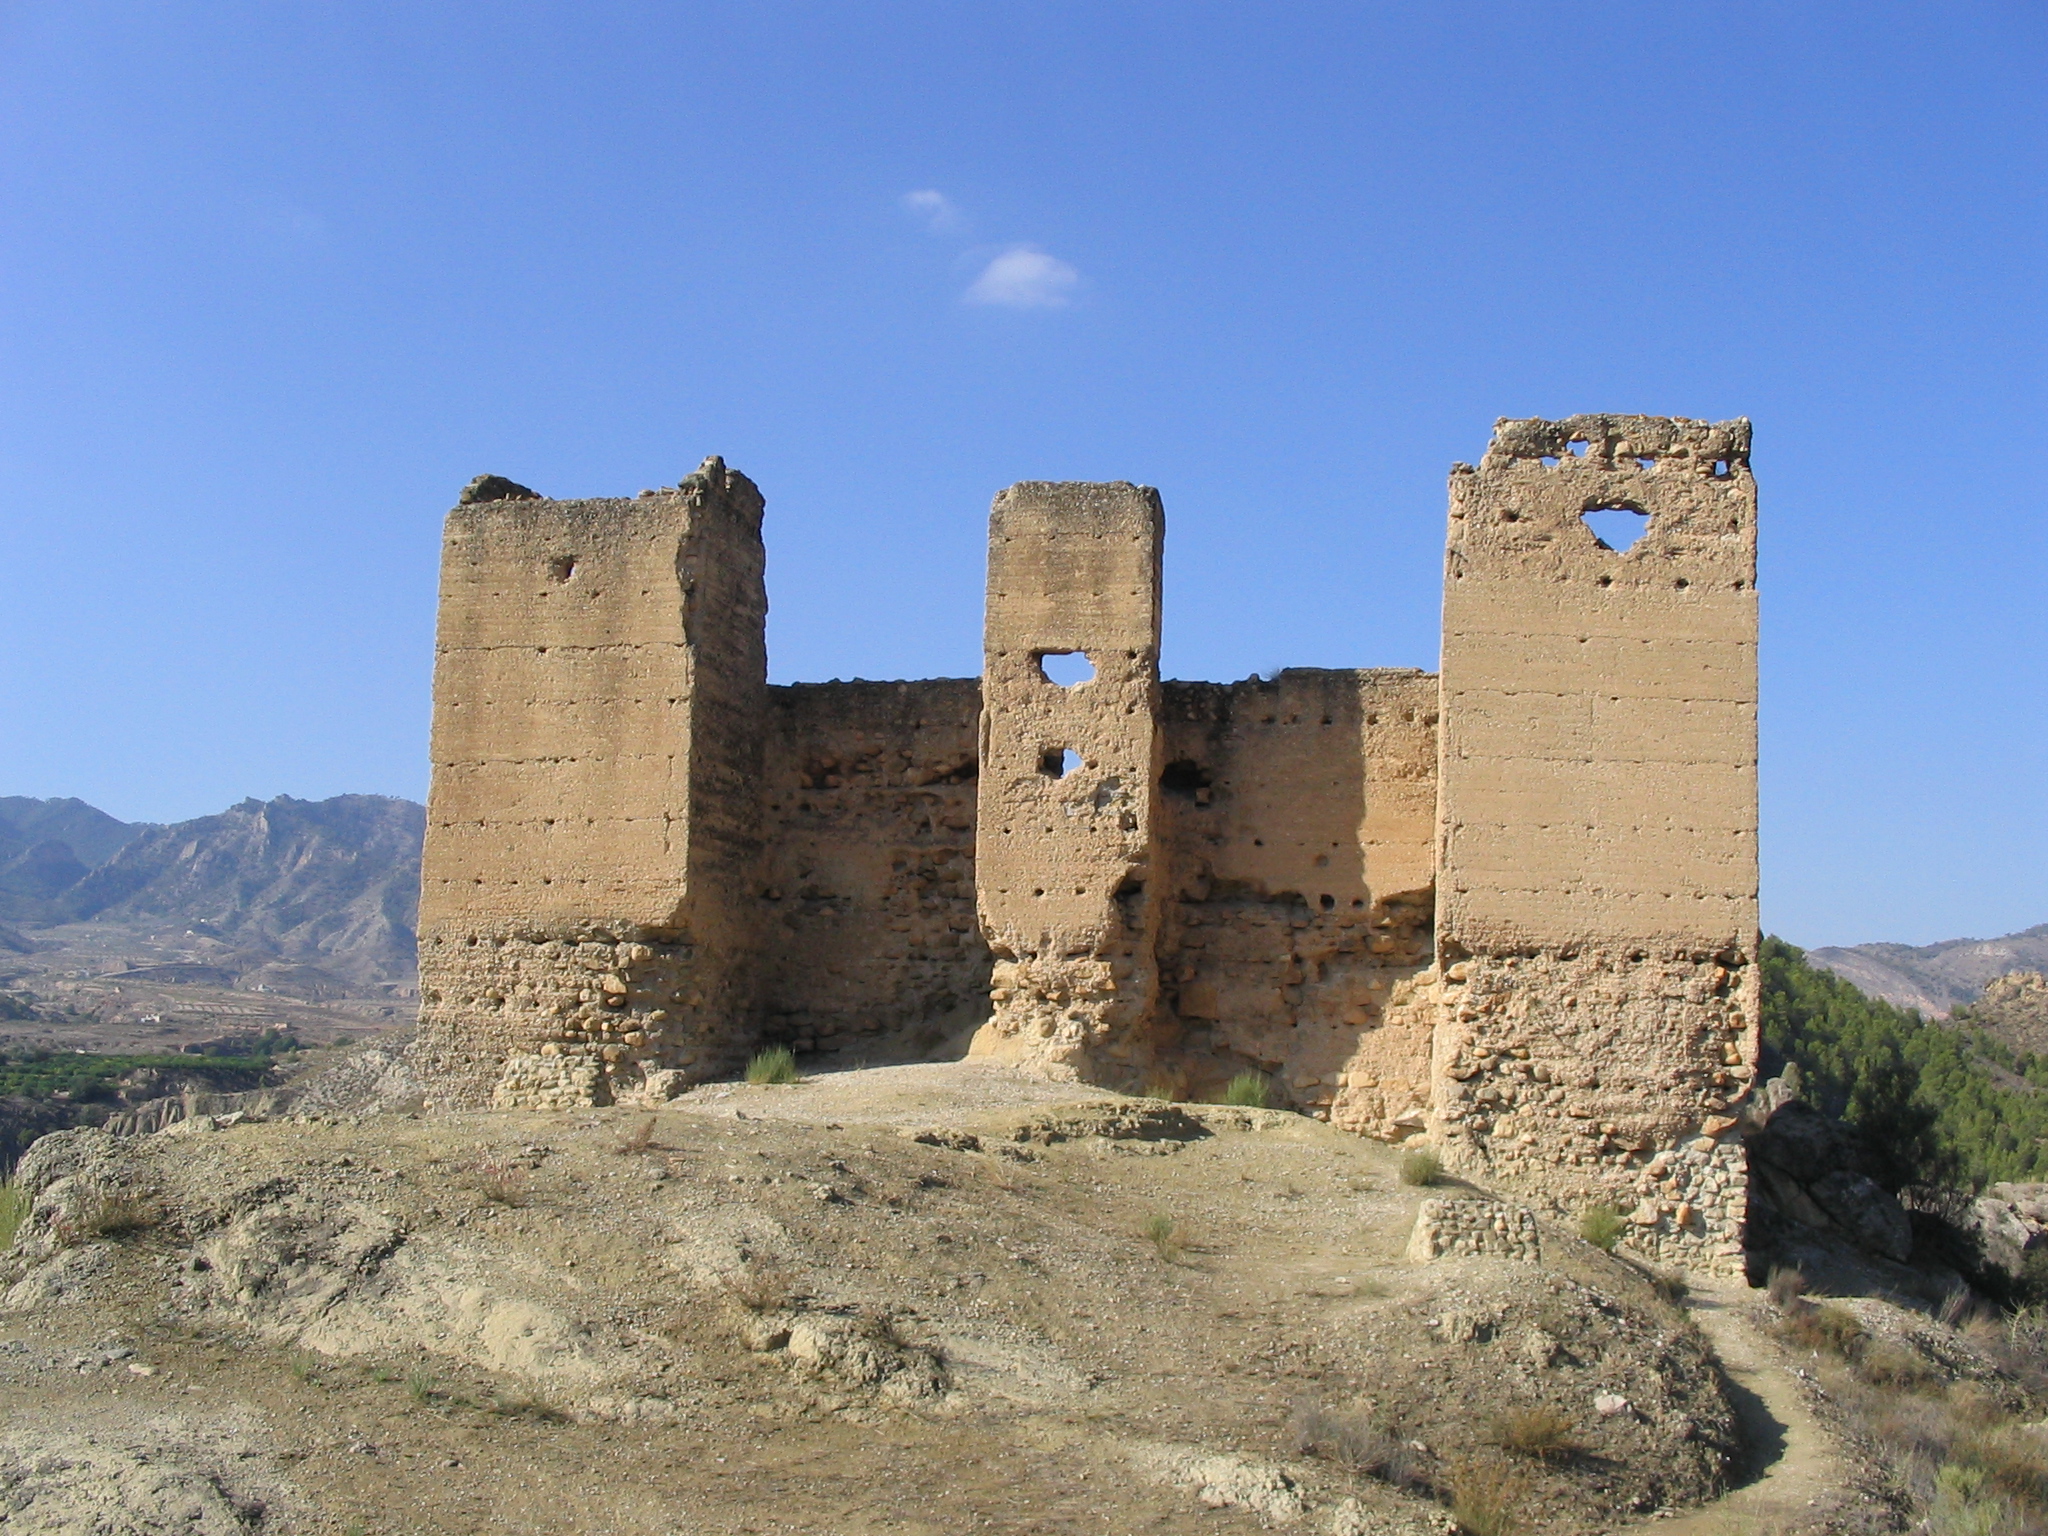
[964,245,1080,309]
[902,189,965,234]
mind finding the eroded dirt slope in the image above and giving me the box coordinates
[5,1062,1744,1535]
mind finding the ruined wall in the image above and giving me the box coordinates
[413,459,768,1107]
[1154,670,1439,1121]
[1434,415,1760,1264]
[760,680,989,1057]
[972,482,1165,1080]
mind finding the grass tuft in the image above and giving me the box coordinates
[1780,1301,1867,1362]
[1287,1400,1426,1489]
[1767,1264,1810,1310]
[1400,1150,1443,1187]
[1444,1455,1530,1536]
[470,1157,528,1207]
[406,1366,436,1404]
[1578,1205,1624,1252]
[1143,1212,1186,1262]
[57,1188,156,1245]
[0,1180,25,1250]
[1220,1072,1269,1108]
[1141,1080,1179,1103]
[745,1047,800,1086]
[720,1259,796,1313]
[612,1115,661,1155]
[1489,1405,1577,1460]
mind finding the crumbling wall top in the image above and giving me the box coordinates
[1477,415,1751,474]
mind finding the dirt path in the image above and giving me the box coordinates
[1633,1279,1854,1535]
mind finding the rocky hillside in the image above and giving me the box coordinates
[58,796,424,989]
[0,798,150,921]
[0,797,147,869]
[1807,923,2048,1017]
[1953,971,2048,1058]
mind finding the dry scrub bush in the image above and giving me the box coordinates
[1784,1277,2048,1533]
[1780,1301,1869,1362]
[1400,1150,1442,1188]
[1222,1072,1269,1108]
[1286,1400,1426,1489]
[1143,1212,1186,1262]
[746,1047,799,1085]
[1767,1264,1809,1310]
[1444,1456,1531,1536]
[56,1187,156,1245]
[612,1115,660,1155]
[1578,1206,1624,1252]
[720,1259,796,1313]
[469,1157,528,1207]
[1488,1405,1577,1461]
[1930,1462,2014,1536]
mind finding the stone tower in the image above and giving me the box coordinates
[1433,415,1760,1264]
[969,481,1167,1079]
[411,459,768,1107]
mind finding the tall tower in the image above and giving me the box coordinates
[411,459,768,1107]
[1435,416,1760,1263]
[971,481,1167,1080]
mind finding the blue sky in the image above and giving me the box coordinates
[1,2,2042,948]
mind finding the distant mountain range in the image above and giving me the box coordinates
[1807,924,2048,1018]
[0,794,424,988]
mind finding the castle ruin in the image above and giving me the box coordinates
[412,415,1761,1264]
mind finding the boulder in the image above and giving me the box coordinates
[1744,1096,1914,1264]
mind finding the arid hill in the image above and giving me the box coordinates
[1807,923,2048,1017]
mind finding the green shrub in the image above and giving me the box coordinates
[1579,1205,1625,1252]
[1932,1462,2012,1536]
[746,1047,800,1085]
[1221,1072,1269,1108]
[0,1181,25,1250]
[1399,1150,1442,1187]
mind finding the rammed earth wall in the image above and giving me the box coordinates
[411,415,1760,1266]
[1434,416,1760,1265]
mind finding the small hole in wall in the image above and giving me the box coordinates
[1037,651,1095,687]
[1597,575,1613,588]
[1567,439,1589,457]
[1319,894,1336,911]
[1540,456,1558,468]
[1160,760,1211,796]
[1040,748,1084,778]
[1674,577,1689,590]
[1712,460,1731,478]
[1581,506,1650,553]
[548,556,576,582]
[1636,457,1655,471]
